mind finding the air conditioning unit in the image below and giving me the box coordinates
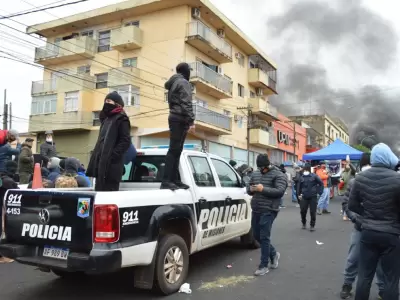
[234,114,241,121]
[235,52,243,59]
[217,29,225,38]
[192,7,201,18]
[217,66,223,74]
[256,88,263,96]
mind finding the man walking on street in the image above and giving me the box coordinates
[247,154,288,276]
[161,62,195,190]
[87,91,131,191]
[316,162,330,214]
[348,143,400,300]
[297,163,324,231]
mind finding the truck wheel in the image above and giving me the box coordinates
[154,234,189,295]
[240,228,260,249]
[52,269,85,280]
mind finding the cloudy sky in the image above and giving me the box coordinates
[0,0,399,149]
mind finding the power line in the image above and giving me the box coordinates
[0,0,89,20]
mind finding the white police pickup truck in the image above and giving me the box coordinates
[0,144,258,295]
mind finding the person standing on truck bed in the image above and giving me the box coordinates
[161,62,195,190]
[86,91,131,191]
[247,154,288,276]
[18,138,34,184]
[40,130,57,160]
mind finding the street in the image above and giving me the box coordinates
[0,197,380,300]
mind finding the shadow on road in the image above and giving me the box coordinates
[13,239,252,300]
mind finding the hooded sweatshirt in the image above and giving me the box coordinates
[48,157,61,183]
[64,158,90,187]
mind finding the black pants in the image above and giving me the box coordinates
[355,229,400,300]
[163,120,189,183]
[300,196,317,227]
[95,180,120,191]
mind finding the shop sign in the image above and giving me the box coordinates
[277,130,291,145]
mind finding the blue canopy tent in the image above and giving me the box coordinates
[303,139,363,160]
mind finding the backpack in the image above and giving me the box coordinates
[55,175,78,188]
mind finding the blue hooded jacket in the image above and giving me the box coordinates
[0,144,21,172]
[124,143,137,165]
[371,143,398,170]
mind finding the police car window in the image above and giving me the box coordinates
[211,159,241,187]
[188,156,215,187]
[122,155,174,182]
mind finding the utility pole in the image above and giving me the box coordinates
[293,122,296,159]
[3,89,8,130]
[238,105,253,165]
[8,102,12,129]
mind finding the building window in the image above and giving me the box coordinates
[250,91,256,98]
[196,99,208,108]
[236,115,243,128]
[77,65,90,74]
[95,73,108,89]
[238,84,245,97]
[31,94,57,115]
[237,53,245,67]
[98,30,111,52]
[110,85,140,106]
[122,57,138,68]
[92,111,101,126]
[64,91,79,112]
[125,20,140,27]
[81,30,94,37]
[223,109,231,116]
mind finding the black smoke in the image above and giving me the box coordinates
[264,0,400,153]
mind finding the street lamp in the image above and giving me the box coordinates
[360,135,375,146]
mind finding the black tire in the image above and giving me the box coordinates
[154,234,189,295]
[52,269,86,280]
[240,228,260,249]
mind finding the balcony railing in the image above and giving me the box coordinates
[108,67,141,86]
[186,21,232,60]
[111,25,143,50]
[31,79,57,95]
[189,62,233,95]
[57,74,96,92]
[193,104,231,131]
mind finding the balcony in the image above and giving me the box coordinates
[108,67,141,86]
[57,74,96,92]
[34,36,96,65]
[111,25,143,51]
[248,97,279,121]
[186,21,232,63]
[249,129,278,149]
[189,62,233,99]
[248,68,277,95]
[193,104,232,135]
[31,80,57,95]
[29,111,93,133]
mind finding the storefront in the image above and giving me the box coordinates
[269,114,307,164]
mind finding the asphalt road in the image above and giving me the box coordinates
[0,196,381,300]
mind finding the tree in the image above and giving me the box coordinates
[352,144,371,153]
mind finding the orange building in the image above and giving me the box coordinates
[268,114,307,163]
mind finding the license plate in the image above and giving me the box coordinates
[43,246,69,260]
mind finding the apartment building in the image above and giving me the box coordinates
[27,0,278,165]
[289,114,349,147]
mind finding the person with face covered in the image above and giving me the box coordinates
[161,62,195,190]
[40,130,57,160]
[247,154,288,276]
[86,91,131,191]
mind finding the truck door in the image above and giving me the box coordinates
[186,155,226,249]
[210,158,250,239]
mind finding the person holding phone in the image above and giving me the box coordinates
[247,154,288,276]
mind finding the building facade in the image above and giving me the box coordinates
[27,0,279,166]
[268,114,306,164]
[289,114,349,147]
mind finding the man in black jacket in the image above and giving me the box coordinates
[161,62,195,190]
[87,91,131,191]
[348,143,400,300]
[247,154,288,276]
[297,163,324,231]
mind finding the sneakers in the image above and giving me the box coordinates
[279,205,286,208]
[254,267,269,276]
[340,284,352,299]
[270,252,280,269]
[317,208,322,215]
[174,181,190,189]
[310,226,315,232]
[322,209,331,214]
[302,224,306,230]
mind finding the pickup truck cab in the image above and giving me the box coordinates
[0,144,258,295]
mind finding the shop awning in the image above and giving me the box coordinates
[303,139,363,160]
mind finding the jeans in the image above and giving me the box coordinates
[343,229,384,292]
[163,120,189,183]
[355,230,400,300]
[252,211,278,269]
[300,196,317,227]
[291,183,297,202]
[317,187,330,210]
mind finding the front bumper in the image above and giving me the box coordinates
[0,244,121,274]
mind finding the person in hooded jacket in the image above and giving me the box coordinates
[40,130,57,160]
[161,62,195,190]
[86,92,131,191]
[62,157,89,188]
[348,143,400,300]
[47,157,61,183]
[0,130,21,173]
[297,163,324,231]
[18,138,34,184]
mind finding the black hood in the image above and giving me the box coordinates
[176,62,190,80]
[65,157,80,174]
